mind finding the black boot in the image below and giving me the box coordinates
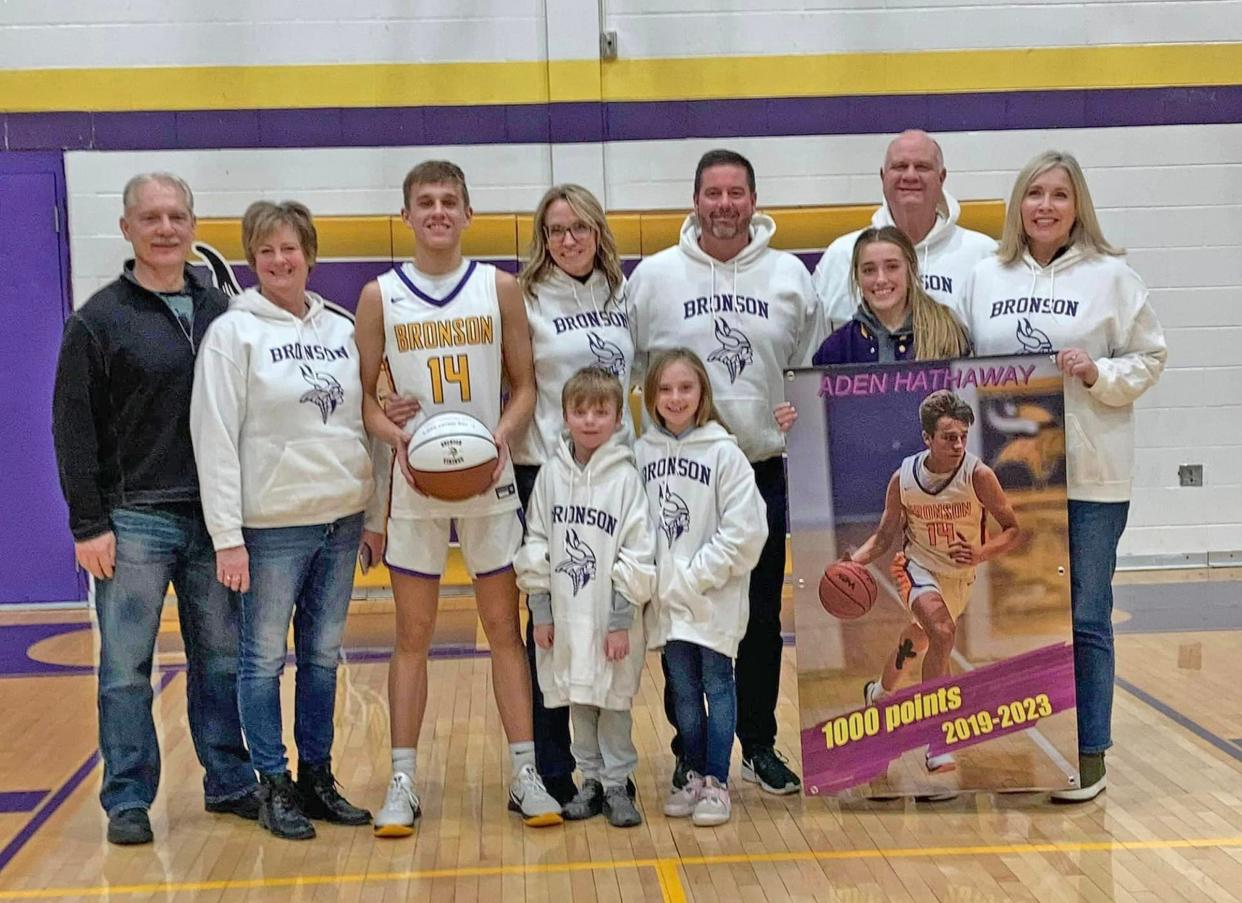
[259,772,316,840]
[297,763,372,826]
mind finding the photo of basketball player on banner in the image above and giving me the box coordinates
[785,354,1079,797]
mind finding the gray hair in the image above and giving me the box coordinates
[122,172,195,214]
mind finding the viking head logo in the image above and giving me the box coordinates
[1016,317,1053,353]
[554,529,597,596]
[191,242,243,297]
[299,364,345,424]
[658,484,691,546]
[587,332,626,378]
[706,319,753,383]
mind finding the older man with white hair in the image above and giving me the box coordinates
[52,173,257,846]
[813,130,996,326]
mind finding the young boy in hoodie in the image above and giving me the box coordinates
[515,367,656,827]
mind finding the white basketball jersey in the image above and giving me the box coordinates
[379,260,518,518]
[899,451,984,575]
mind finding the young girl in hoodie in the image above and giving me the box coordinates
[812,226,969,366]
[515,367,655,828]
[636,348,769,826]
[961,151,1166,803]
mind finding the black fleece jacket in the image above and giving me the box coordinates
[52,263,228,541]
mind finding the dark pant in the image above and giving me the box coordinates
[96,506,255,816]
[1067,499,1130,755]
[515,463,575,780]
[663,455,787,760]
[664,641,737,783]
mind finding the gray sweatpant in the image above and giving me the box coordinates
[570,704,637,789]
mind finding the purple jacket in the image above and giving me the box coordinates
[811,312,915,366]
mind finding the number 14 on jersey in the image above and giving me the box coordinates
[427,354,472,404]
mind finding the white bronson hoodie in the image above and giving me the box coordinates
[636,421,768,659]
[812,191,997,326]
[191,288,376,549]
[628,214,825,463]
[515,432,656,710]
[512,267,635,466]
[962,246,1167,503]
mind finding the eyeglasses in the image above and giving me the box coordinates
[544,222,594,243]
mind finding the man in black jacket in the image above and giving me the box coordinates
[52,173,257,845]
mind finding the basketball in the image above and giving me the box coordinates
[407,412,498,501]
[819,560,877,620]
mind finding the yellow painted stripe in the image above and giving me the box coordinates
[3,44,1240,113]
[6,837,1242,900]
[0,60,601,113]
[602,43,1242,101]
[194,201,1006,264]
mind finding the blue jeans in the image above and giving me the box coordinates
[1067,499,1130,755]
[663,640,737,783]
[96,507,255,816]
[238,512,364,776]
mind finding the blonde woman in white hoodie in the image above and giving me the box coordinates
[961,152,1167,802]
[191,201,383,839]
[515,368,655,828]
[512,184,636,806]
[636,348,769,826]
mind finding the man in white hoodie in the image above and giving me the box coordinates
[813,130,996,326]
[629,149,824,794]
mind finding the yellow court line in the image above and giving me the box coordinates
[6,835,1242,901]
[3,44,1241,112]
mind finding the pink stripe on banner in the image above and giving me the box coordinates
[801,642,1076,795]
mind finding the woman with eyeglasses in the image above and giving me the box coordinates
[511,184,635,812]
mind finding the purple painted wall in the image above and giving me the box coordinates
[0,153,82,603]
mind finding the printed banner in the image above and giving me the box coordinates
[786,354,1078,797]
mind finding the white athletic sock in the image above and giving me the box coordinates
[509,741,536,777]
[392,747,417,782]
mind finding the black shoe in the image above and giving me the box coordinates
[602,784,642,828]
[741,747,801,795]
[297,763,372,826]
[544,773,579,807]
[107,808,153,845]
[671,757,690,791]
[626,777,637,800]
[562,778,604,821]
[205,788,260,820]
[258,772,316,840]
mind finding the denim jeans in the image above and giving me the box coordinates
[663,640,737,783]
[96,506,254,816]
[238,512,364,776]
[1067,499,1130,755]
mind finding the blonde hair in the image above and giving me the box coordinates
[562,367,625,416]
[998,150,1123,264]
[519,184,623,298]
[643,348,727,432]
[850,226,968,361]
[241,200,318,268]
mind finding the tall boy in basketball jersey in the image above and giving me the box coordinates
[355,161,561,834]
[850,390,1020,771]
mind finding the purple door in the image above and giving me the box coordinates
[0,153,82,603]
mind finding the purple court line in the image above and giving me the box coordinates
[0,792,47,814]
[0,669,178,875]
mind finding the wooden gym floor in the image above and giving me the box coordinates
[2,569,1242,901]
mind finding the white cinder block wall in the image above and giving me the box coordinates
[13,0,1242,563]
